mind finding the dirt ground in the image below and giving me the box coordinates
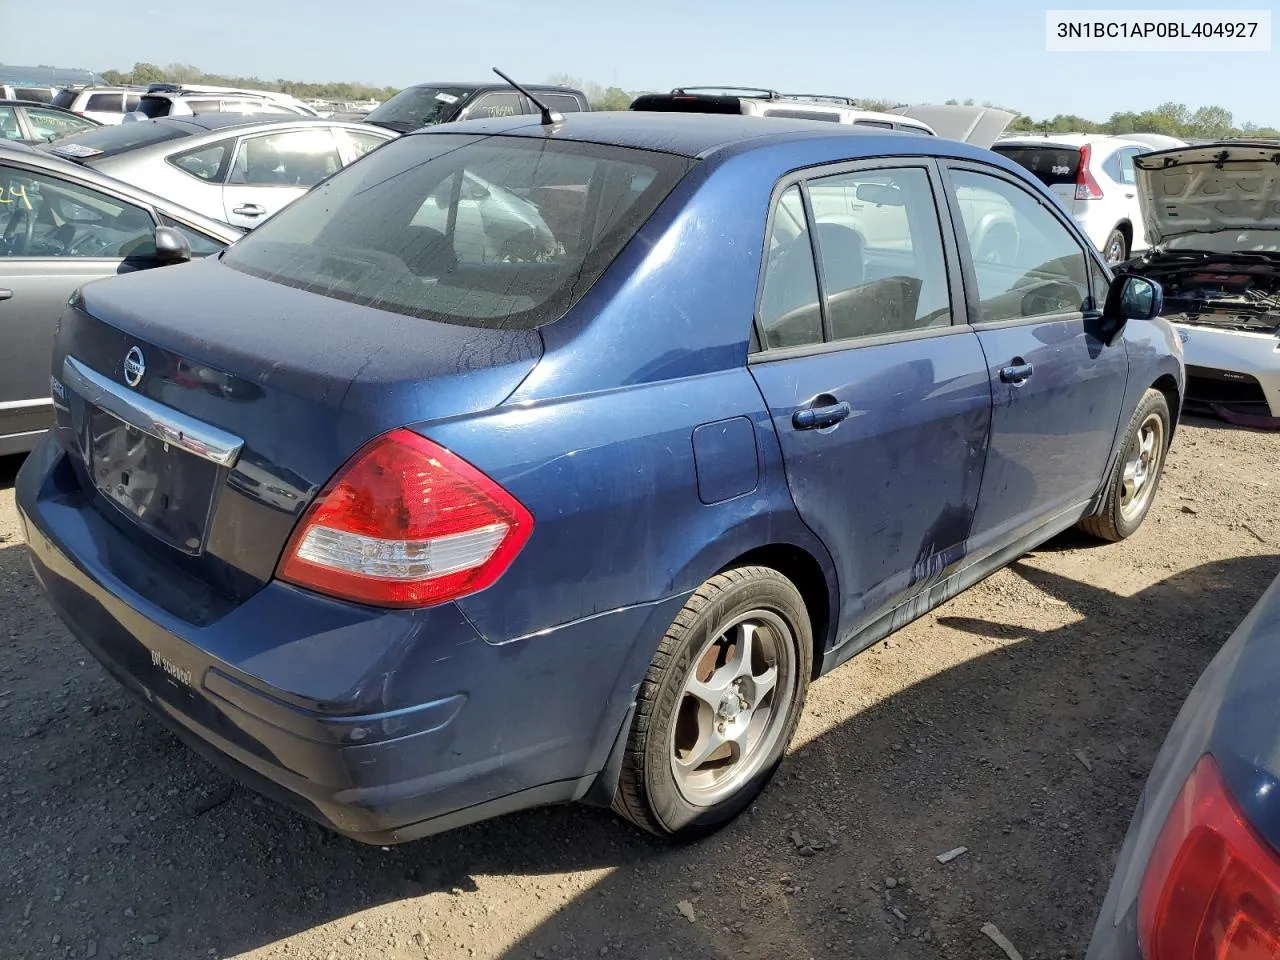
[1,416,1277,960]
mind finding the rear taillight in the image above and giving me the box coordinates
[277,429,532,608]
[1138,755,1280,960]
[1076,143,1104,201]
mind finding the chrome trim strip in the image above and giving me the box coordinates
[0,397,54,411]
[62,356,244,468]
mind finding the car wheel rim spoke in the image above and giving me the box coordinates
[1119,414,1163,521]
[670,608,796,806]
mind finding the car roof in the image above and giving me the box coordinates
[402,81,584,93]
[0,99,64,109]
[171,113,343,132]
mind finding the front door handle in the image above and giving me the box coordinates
[1000,361,1035,384]
[0,288,12,301]
[232,204,267,217]
[793,401,852,430]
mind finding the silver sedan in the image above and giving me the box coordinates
[43,115,396,229]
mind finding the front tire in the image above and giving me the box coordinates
[1079,388,1171,542]
[612,566,812,838]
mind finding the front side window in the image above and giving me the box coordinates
[758,185,823,349]
[158,213,230,256]
[228,130,342,187]
[0,163,156,259]
[26,107,97,141]
[807,167,952,340]
[951,168,1089,322]
[342,129,390,159]
[222,134,690,329]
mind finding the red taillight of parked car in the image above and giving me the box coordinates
[1075,143,1105,201]
[277,428,533,608]
[1138,755,1280,960]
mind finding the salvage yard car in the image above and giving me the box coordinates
[17,112,1182,844]
[1086,570,1280,959]
[364,81,588,133]
[1117,141,1280,425]
[0,142,241,455]
[44,115,394,229]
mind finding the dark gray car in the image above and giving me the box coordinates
[1086,571,1280,957]
[0,142,241,454]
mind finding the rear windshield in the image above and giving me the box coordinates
[363,86,473,131]
[47,120,189,158]
[134,95,173,119]
[630,94,744,115]
[992,144,1082,186]
[223,133,692,330]
[52,90,77,109]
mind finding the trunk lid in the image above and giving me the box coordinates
[51,256,541,602]
[1135,141,1280,249]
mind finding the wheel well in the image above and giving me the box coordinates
[719,544,831,679]
[1116,221,1133,246]
[1153,374,1181,438]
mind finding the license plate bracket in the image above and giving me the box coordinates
[88,407,219,555]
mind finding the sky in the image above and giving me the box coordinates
[5,0,1279,125]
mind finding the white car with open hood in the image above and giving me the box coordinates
[1119,141,1280,426]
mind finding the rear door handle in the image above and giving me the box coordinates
[1000,362,1034,384]
[232,204,266,217]
[0,289,11,301]
[793,401,852,430]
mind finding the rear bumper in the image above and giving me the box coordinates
[16,438,673,843]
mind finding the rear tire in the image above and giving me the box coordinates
[612,566,812,839]
[1103,228,1128,264]
[1079,389,1171,542]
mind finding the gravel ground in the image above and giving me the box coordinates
[1,417,1277,960]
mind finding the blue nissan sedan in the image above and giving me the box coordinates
[17,112,1182,843]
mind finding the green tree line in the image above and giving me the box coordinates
[100,62,398,103]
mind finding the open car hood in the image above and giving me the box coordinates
[1135,141,1280,250]
[889,105,1015,148]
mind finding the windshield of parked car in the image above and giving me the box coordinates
[363,87,474,131]
[222,133,692,329]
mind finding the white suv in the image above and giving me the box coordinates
[125,85,319,122]
[51,86,145,125]
[992,134,1187,263]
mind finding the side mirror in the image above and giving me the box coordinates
[1097,274,1162,344]
[153,226,191,265]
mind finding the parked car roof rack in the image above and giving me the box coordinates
[670,87,781,100]
[780,93,857,106]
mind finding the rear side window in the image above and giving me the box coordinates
[758,185,823,349]
[807,167,951,340]
[168,139,233,181]
[85,93,123,113]
[542,94,583,114]
[991,144,1082,187]
[134,96,173,119]
[222,134,691,329]
[854,119,894,129]
[16,87,52,104]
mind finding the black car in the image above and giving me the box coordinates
[0,99,100,144]
[363,81,589,133]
